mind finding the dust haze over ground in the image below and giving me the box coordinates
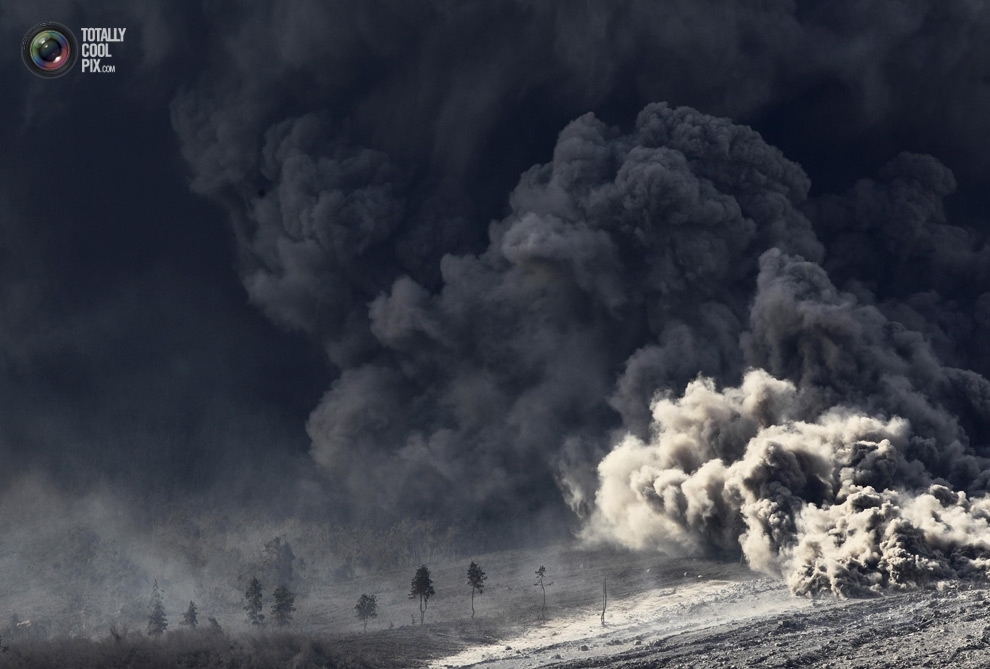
[6,0,990,666]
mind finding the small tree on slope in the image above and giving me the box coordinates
[534,566,553,620]
[271,585,296,626]
[355,594,377,632]
[467,561,487,619]
[181,601,198,629]
[410,565,435,625]
[147,580,168,636]
[244,577,265,625]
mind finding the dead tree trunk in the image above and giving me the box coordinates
[601,578,607,626]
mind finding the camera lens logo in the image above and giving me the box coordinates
[21,22,78,78]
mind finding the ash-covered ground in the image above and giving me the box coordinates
[567,585,990,669]
[3,539,990,668]
[421,548,990,669]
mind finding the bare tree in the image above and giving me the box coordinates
[355,594,377,632]
[467,561,487,619]
[601,578,607,626]
[409,564,435,625]
[534,566,553,619]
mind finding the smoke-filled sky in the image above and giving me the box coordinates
[7,1,990,593]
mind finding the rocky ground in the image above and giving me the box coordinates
[552,585,990,668]
[427,566,990,668]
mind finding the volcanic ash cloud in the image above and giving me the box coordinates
[589,364,990,596]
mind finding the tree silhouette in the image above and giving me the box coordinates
[601,578,607,626]
[181,601,198,629]
[244,577,265,625]
[467,561,487,619]
[534,566,553,619]
[409,564,435,625]
[147,580,168,636]
[271,585,296,626]
[355,594,377,632]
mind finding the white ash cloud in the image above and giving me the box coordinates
[589,250,990,596]
[589,367,990,597]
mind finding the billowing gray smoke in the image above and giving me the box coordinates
[177,95,990,593]
[309,104,827,518]
[168,2,990,594]
[589,257,990,596]
[588,147,990,595]
[175,100,832,520]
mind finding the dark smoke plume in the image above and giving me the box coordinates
[165,1,990,594]
[175,96,829,522]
